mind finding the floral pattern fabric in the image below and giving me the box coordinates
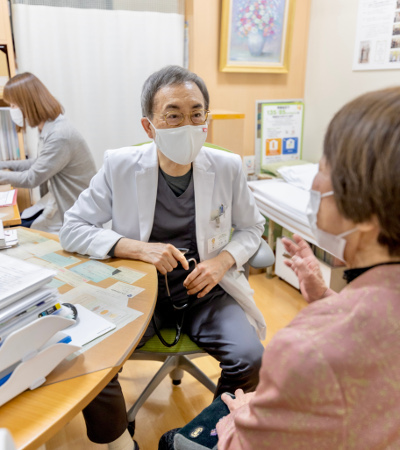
[217,265,400,449]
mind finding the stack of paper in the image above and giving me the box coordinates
[0,254,60,345]
[0,220,18,249]
[0,189,17,207]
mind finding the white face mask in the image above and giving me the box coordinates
[9,107,24,127]
[306,189,357,262]
[148,120,208,165]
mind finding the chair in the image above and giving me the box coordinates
[126,239,274,424]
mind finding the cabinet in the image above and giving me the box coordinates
[208,110,246,158]
[0,0,31,211]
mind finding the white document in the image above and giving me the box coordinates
[61,284,143,356]
[111,266,147,284]
[106,282,144,306]
[65,304,116,346]
[16,228,48,245]
[0,190,16,207]
[60,284,143,328]
[0,254,56,308]
[27,257,89,287]
[22,239,62,258]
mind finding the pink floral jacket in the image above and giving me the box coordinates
[217,265,400,449]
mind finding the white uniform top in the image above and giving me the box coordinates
[60,143,267,338]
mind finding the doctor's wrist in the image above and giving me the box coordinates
[217,250,236,271]
[113,237,144,261]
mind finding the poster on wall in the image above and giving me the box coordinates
[353,0,400,70]
[255,100,304,172]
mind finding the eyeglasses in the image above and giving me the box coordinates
[156,109,210,127]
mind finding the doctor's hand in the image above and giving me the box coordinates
[141,242,189,274]
[183,251,235,298]
[114,239,189,275]
[221,389,255,413]
[281,234,329,303]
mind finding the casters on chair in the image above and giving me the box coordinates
[172,379,181,386]
[127,420,136,437]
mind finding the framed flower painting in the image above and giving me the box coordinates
[219,0,295,73]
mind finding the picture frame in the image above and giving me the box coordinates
[219,0,295,73]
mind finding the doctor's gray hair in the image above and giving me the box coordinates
[141,65,210,118]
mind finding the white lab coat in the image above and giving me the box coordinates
[60,143,267,338]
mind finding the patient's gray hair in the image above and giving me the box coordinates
[141,65,210,118]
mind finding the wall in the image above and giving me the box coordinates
[185,0,312,157]
[303,0,400,162]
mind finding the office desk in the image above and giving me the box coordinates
[0,228,157,450]
[0,186,21,226]
[0,203,21,227]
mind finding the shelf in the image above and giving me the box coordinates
[210,109,245,120]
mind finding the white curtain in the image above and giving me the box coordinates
[11,1,184,169]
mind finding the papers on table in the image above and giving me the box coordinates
[61,284,143,354]
[0,288,60,344]
[106,281,144,301]
[65,304,116,347]
[111,266,147,284]
[1,228,148,354]
[0,254,56,308]
[0,221,18,250]
[60,284,143,327]
[0,189,17,207]
[69,260,116,283]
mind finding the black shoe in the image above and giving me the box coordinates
[133,439,140,450]
[127,420,136,437]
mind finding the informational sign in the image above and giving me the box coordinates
[353,0,400,71]
[257,101,304,169]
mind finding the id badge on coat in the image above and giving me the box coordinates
[208,232,229,253]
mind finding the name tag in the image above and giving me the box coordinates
[208,232,229,253]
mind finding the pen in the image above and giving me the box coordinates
[38,303,61,317]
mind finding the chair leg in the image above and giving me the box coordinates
[127,355,179,422]
[177,355,216,393]
[170,368,184,385]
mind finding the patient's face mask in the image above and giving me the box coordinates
[148,120,208,165]
[306,190,357,262]
[9,107,24,127]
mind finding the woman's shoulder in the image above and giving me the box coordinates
[42,115,78,140]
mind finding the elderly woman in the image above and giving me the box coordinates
[0,72,96,232]
[160,87,400,449]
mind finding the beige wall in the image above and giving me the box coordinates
[186,0,312,157]
[303,0,400,162]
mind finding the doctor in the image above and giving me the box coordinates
[60,65,266,450]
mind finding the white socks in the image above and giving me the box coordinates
[108,429,135,450]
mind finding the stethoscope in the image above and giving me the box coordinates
[152,248,198,347]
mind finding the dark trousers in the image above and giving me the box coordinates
[82,291,264,443]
